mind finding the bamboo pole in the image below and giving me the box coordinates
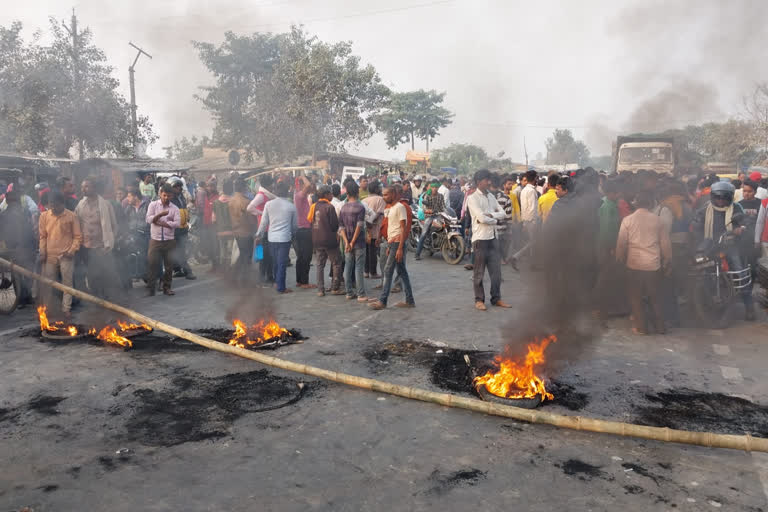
[3,256,766,453]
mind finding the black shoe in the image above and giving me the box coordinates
[414,255,422,261]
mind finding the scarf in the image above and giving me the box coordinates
[704,203,733,239]
[307,198,329,223]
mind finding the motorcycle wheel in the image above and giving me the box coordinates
[690,273,735,329]
[442,236,465,265]
[408,224,421,252]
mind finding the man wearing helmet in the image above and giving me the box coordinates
[691,180,755,320]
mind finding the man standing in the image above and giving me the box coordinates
[124,187,149,282]
[39,193,82,317]
[339,181,367,302]
[466,169,512,311]
[55,176,78,211]
[229,178,255,285]
[294,174,316,289]
[0,189,35,307]
[438,177,451,207]
[415,180,446,260]
[538,174,559,223]
[359,176,370,200]
[616,191,671,334]
[140,174,157,201]
[247,175,276,284]
[169,178,196,280]
[145,184,180,296]
[510,170,539,269]
[195,178,220,272]
[369,186,415,310]
[75,178,118,299]
[309,185,344,296]
[362,181,386,279]
[256,181,298,294]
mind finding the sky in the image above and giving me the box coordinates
[2,0,766,162]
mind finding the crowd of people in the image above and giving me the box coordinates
[1,165,766,332]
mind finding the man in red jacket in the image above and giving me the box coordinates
[310,185,344,296]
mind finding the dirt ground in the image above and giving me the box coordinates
[1,258,767,511]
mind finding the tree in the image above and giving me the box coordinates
[744,83,768,163]
[0,16,157,158]
[374,89,453,151]
[194,27,390,163]
[545,129,590,166]
[430,143,518,175]
[163,135,210,160]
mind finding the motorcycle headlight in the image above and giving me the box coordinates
[694,255,707,264]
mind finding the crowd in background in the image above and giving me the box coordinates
[1,165,767,331]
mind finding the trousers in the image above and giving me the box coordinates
[148,239,176,292]
[43,256,75,312]
[626,268,665,333]
[316,246,342,291]
[294,228,312,285]
[472,238,502,304]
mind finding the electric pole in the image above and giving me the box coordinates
[62,9,84,160]
[128,42,152,157]
[524,136,529,167]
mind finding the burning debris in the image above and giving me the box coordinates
[88,326,133,349]
[37,305,84,339]
[224,318,305,350]
[467,335,557,409]
[37,305,152,349]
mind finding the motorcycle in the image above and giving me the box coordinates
[411,207,465,265]
[688,214,751,328]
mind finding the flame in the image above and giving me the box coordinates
[37,305,79,336]
[116,319,152,332]
[228,318,289,348]
[94,326,133,348]
[473,335,557,401]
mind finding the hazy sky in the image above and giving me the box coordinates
[3,0,766,161]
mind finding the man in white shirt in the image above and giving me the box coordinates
[467,169,513,311]
[438,178,451,207]
[511,169,540,269]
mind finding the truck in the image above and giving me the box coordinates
[612,136,677,175]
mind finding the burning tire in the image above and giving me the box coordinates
[474,384,543,409]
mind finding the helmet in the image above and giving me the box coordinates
[710,181,735,204]
[167,176,183,187]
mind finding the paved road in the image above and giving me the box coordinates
[0,256,766,511]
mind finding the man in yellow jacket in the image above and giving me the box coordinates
[538,174,560,223]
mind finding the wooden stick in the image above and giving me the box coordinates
[3,256,765,453]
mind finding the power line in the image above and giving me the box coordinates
[229,0,455,29]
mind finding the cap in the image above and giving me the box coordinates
[749,171,762,182]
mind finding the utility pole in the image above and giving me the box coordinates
[128,42,152,157]
[523,136,529,167]
[63,9,84,160]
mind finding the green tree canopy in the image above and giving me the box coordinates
[0,18,156,158]
[430,143,519,175]
[545,129,591,167]
[163,135,211,161]
[374,89,453,151]
[194,27,390,163]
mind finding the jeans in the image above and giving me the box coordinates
[472,239,502,304]
[415,216,436,256]
[81,247,117,299]
[378,241,415,306]
[294,228,312,285]
[200,224,219,267]
[173,229,192,274]
[316,246,342,291]
[271,241,291,292]
[345,246,366,297]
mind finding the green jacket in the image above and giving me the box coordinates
[598,197,619,252]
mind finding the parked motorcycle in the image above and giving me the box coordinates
[412,207,465,265]
[688,214,751,328]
